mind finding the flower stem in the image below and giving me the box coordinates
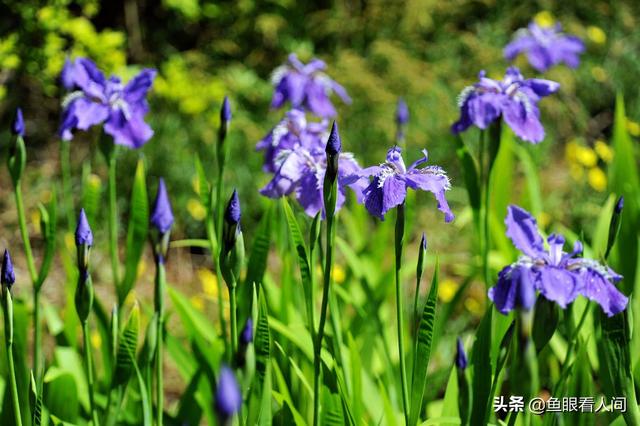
[34,289,42,379]
[3,291,22,426]
[107,150,120,287]
[313,210,336,426]
[394,203,409,424]
[229,283,238,359]
[14,182,41,377]
[154,260,166,426]
[215,148,228,343]
[60,140,74,231]
[83,320,100,426]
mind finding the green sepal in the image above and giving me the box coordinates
[7,135,26,185]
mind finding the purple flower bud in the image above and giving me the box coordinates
[1,250,15,289]
[615,196,624,214]
[326,121,342,155]
[396,98,409,125]
[455,337,467,369]
[150,178,174,234]
[221,96,232,123]
[420,232,427,251]
[215,365,242,419]
[75,209,94,247]
[240,318,253,345]
[225,189,241,225]
[12,108,24,137]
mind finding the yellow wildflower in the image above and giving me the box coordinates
[332,265,346,284]
[438,279,459,303]
[575,146,597,168]
[91,330,102,349]
[627,120,640,137]
[198,268,218,297]
[565,140,579,162]
[464,298,483,316]
[586,26,606,44]
[569,164,584,181]
[191,295,205,311]
[187,198,207,221]
[588,167,607,192]
[534,11,555,28]
[594,140,613,163]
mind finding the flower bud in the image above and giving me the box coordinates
[215,365,242,422]
[396,98,409,126]
[75,271,94,323]
[75,209,93,271]
[1,250,16,291]
[150,178,174,262]
[12,108,25,137]
[218,96,232,146]
[455,337,468,369]
[605,195,624,260]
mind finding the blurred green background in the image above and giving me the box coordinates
[1,0,639,268]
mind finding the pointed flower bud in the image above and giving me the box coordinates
[455,337,468,370]
[215,365,242,420]
[12,108,25,137]
[225,189,241,226]
[1,250,16,289]
[615,196,624,214]
[150,178,174,234]
[420,232,427,251]
[325,121,342,156]
[396,98,409,125]
[75,209,93,247]
[221,96,232,123]
[240,318,253,345]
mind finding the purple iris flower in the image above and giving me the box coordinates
[489,205,628,317]
[1,249,15,289]
[345,146,453,222]
[261,143,365,217]
[59,57,156,149]
[257,109,328,173]
[215,365,242,419]
[150,178,174,234]
[504,22,585,72]
[451,67,559,143]
[270,53,351,118]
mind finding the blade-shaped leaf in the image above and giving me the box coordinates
[119,160,149,304]
[409,260,439,426]
[470,308,493,425]
[113,303,140,387]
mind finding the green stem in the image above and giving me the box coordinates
[107,151,120,287]
[60,140,74,231]
[229,283,238,359]
[4,292,22,426]
[394,204,409,424]
[215,150,228,343]
[154,261,166,426]
[313,212,336,426]
[170,239,211,249]
[34,289,42,379]
[14,183,38,282]
[83,321,100,426]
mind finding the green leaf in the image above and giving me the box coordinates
[322,386,345,425]
[470,308,493,425]
[281,198,314,324]
[240,204,274,325]
[255,291,271,384]
[514,144,543,216]
[194,155,211,212]
[453,135,480,213]
[112,302,140,387]
[409,260,439,426]
[30,371,43,426]
[532,296,559,352]
[45,371,79,423]
[119,159,149,304]
[36,190,57,288]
